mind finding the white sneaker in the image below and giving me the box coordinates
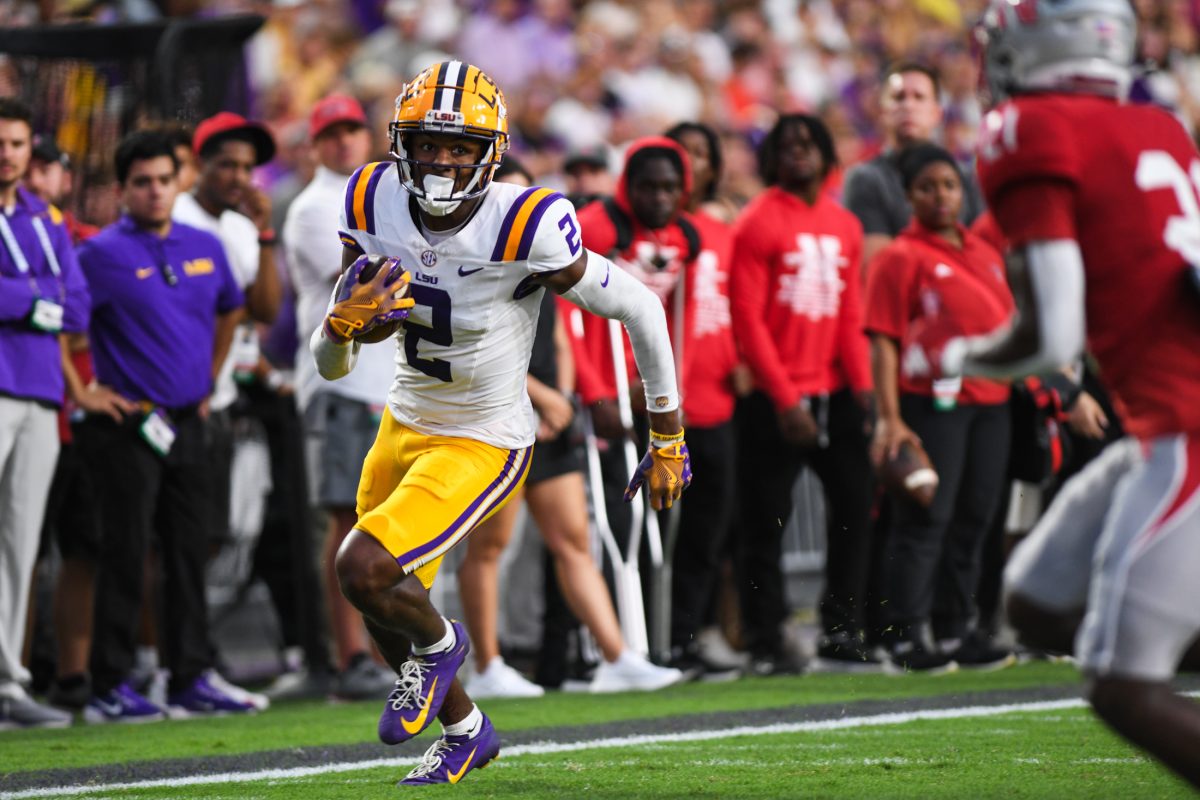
[204,669,270,711]
[589,651,684,694]
[696,627,750,670]
[464,657,545,699]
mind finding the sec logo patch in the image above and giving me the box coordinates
[421,250,438,268]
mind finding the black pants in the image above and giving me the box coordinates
[736,390,875,655]
[78,412,213,695]
[241,384,331,672]
[670,421,735,650]
[887,396,1011,641]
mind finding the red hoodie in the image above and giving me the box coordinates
[573,137,737,427]
[730,186,871,412]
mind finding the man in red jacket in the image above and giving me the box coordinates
[730,114,877,675]
[574,137,738,674]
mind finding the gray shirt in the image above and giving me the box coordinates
[843,151,986,237]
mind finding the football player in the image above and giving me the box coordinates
[947,0,1200,787]
[310,61,690,786]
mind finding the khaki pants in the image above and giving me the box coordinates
[0,396,58,697]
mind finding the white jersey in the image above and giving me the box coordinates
[338,162,583,448]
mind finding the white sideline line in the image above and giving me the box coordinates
[0,698,1089,799]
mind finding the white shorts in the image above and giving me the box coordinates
[1004,434,1200,681]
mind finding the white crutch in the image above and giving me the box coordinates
[650,274,686,664]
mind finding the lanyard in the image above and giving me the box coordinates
[0,210,65,302]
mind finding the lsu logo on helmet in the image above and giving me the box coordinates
[390,61,509,215]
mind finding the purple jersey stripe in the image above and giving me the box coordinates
[396,446,531,569]
[345,164,366,230]
[490,187,539,262]
[363,163,388,235]
[514,192,563,262]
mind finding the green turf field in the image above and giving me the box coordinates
[1,663,1193,799]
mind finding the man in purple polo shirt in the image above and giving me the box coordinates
[0,97,88,729]
[75,130,256,722]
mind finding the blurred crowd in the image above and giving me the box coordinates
[4,0,1200,213]
[0,0,1194,729]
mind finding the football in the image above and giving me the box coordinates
[355,255,409,344]
[879,440,939,508]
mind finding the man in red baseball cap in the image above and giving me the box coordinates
[173,111,281,703]
[309,94,368,142]
[192,111,276,165]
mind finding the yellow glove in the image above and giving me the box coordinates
[323,255,415,344]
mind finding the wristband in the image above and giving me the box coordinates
[649,428,685,448]
[258,228,277,245]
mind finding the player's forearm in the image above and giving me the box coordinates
[561,250,680,413]
[310,323,360,380]
[870,334,902,423]
[211,308,244,382]
[244,246,282,323]
[952,241,1085,379]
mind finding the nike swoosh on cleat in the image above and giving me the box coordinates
[458,265,485,277]
[399,676,438,735]
[93,700,123,717]
[600,264,610,288]
[447,747,477,784]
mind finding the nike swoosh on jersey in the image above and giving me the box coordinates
[458,265,485,277]
[447,747,477,784]
[136,267,155,279]
[601,263,610,288]
[400,676,438,735]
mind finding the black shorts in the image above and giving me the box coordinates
[527,429,585,486]
[41,439,102,561]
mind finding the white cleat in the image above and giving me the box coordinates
[203,669,270,711]
[464,657,545,699]
[589,651,685,694]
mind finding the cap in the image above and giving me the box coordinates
[193,112,277,165]
[309,94,368,141]
[563,144,609,174]
[31,134,69,169]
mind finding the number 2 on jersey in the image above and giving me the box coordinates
[1135,150,1200,267]
[403,284,453,382]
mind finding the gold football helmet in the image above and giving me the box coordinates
[390,61,509,214]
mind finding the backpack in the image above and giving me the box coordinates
[600,196,701,264]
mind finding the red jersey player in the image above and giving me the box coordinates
[949,0,1200,787]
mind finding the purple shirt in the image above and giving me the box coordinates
[79,216,243,408]
[0,187,89,406]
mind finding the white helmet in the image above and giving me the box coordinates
[979,0,1136,103]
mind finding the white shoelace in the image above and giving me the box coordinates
[387,659,429,712]
[406,737,453,779]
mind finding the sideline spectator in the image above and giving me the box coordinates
[172,113,280,656]
[843,62,986,270]
[864,144,1013,672]
[729,115,875,676]
[0,97,86,729]
[459,156,683,697]
[284,95,396,701]
[76,130,254,722]
[661,122,740,677]
[23,131,102,712]
[27,135,98,243]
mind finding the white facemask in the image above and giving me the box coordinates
[416,173,462,216]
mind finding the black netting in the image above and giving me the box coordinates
[0,15,263,223]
